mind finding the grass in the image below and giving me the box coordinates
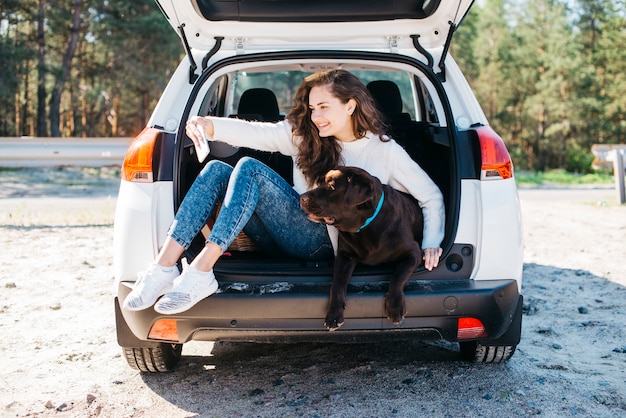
[515,169,614,186]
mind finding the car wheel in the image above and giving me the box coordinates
[123,343,182,372]
[459,341,516,363]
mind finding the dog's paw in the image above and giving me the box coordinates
[384,292,407,324]
[325,301,346,331]
[324,318,344,331]
[324,308,345,331]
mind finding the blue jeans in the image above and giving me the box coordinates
[168,157,333,260]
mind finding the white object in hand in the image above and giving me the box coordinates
[195,124,210,163]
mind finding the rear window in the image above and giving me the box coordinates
[230,71,308,116]
[226,70,423,120]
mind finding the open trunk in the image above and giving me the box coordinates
[173,54,464,284]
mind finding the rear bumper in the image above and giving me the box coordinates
[116,278,522,347]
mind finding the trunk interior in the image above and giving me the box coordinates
[174,62,458,283]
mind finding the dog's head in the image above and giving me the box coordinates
[300,166,382,233]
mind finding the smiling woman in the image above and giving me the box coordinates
[287,69,389,186]
[308,85,358,141]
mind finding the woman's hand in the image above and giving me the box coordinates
[423,247,443,271]
[185,116,215,148]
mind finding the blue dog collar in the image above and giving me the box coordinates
[356,191,384,233]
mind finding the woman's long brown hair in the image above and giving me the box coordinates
[286,70,387,187]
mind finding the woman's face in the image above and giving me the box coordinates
[308,85,357,142]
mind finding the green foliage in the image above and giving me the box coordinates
[86,0,183,135]
[0,0,181,137]
[0,0,625,177]
[454,0,626,174]
[0,34,35,135]
[515,169,613,185]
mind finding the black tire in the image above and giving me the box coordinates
[123,343,182,372]
[459,341,516,363]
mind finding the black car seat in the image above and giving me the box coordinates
[235,88,281,122]
[367,80,449,202]
[366,80,412,126]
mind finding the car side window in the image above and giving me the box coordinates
[198,75,228,117]
[416,77,439,123]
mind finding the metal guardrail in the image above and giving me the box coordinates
[0,137,132,167]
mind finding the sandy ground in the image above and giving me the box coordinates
[0,167,624,417]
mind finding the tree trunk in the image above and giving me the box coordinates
[112,92,121,136]
[19,61,30,136]
[49,0,84,137]
[36,0,47,137]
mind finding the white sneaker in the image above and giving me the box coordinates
[154,266,219,315]
[122,263,180,311]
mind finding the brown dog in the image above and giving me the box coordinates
[300,166,424,330]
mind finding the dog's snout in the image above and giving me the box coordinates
[300,194,309,206]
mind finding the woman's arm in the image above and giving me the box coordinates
[386,143,446,270]
[186,116,298,156]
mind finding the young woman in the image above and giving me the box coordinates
[123,69,445,315]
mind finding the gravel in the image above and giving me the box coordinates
[0,168,624,417]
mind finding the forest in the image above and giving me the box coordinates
[1,0,625,172]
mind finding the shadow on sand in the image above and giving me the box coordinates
[136,262,626,417]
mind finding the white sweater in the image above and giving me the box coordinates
[210,118,445,250]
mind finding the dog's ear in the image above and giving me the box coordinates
[344,172,374,207]
[325,169,342,191]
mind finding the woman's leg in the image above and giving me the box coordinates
[166,160,233,252]
[123,160,232,311]
[155,157,333,314]
[208,157,333,260]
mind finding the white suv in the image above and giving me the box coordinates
[114,0,524,372]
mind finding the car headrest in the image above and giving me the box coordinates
[237,88,281,122]
[366,80,403,115]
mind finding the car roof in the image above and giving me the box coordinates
[156,0,474,52]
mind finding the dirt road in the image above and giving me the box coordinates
[1,168,624,417]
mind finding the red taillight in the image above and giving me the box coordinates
[475,126,514,180]
[457,317,488,340]
[121,127,159,182]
